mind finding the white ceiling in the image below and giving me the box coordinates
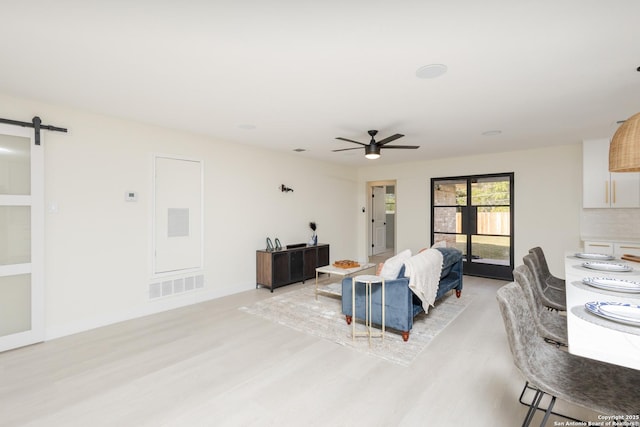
[1,0,639,165]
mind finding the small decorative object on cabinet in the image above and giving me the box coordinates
[256,244,329,292]
[308,221,317,246]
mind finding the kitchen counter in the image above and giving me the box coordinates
[564,252,640,370]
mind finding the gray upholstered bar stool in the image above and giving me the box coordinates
[496,282,640,426]
[529,247,565,291]
[523,253,566,311]
[513,264,567,347]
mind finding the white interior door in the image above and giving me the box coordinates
[372,186,387,255]
[0,125,44,352]
[154,156,203,274]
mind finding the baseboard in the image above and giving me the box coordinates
[44,282,255,341]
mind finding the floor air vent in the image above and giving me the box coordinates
[149,274,205,300]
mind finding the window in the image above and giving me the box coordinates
[385,192,396,214]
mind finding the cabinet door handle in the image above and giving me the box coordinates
[589,244,611,247]
[612,180,616,204]
[605,180,609,204]
[619,245,640,250]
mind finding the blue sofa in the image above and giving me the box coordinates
[341,247,463,342]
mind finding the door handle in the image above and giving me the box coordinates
[605,180,609,204]
[612,180,616,204]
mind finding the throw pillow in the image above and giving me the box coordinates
[379,249,412,280]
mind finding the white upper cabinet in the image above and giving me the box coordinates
[583,139,640,208]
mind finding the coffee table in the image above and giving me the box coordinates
[315,262,375,300]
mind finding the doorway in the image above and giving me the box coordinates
[368,181,396,258]
[431,173,514,281]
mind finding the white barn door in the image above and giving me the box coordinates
[0,125,44,352]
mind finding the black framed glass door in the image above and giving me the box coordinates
[431,173,514,281]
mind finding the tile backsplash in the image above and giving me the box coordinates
[581,209,640,240]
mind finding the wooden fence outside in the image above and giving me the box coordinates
[456,212,510,235]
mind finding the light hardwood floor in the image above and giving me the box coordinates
[0,276,599,427]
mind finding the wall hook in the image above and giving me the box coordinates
[280,184,294,193]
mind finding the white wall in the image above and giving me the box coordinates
[0,93,359,339]
[356,144,583,277]
[0,91,584,340]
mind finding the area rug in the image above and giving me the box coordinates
[239,283,472,367]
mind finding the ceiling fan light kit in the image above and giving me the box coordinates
[333,129,419,160]
[365,144,381,159]
[609,112,640,172]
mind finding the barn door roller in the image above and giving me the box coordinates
[0,116,67,145]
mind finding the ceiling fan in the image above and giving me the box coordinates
[333,130,419,159]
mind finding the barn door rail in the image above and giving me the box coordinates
[0,116,67,145]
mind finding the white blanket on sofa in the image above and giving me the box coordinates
[404,248,444,313]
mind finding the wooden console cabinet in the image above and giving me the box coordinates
[256,244,329,292]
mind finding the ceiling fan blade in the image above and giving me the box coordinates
[380,145,420,149]
[335,137,367,146]
[332,147,364,152]
[376,133,405,146]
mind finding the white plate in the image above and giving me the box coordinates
[574,252,614,260]
[582,277,640,293]
[582,261,633,272]
[585,301,640,326]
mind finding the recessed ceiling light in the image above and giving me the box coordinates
[482,130,502,136]
[416,64,448,79]
[238,124,256,130]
